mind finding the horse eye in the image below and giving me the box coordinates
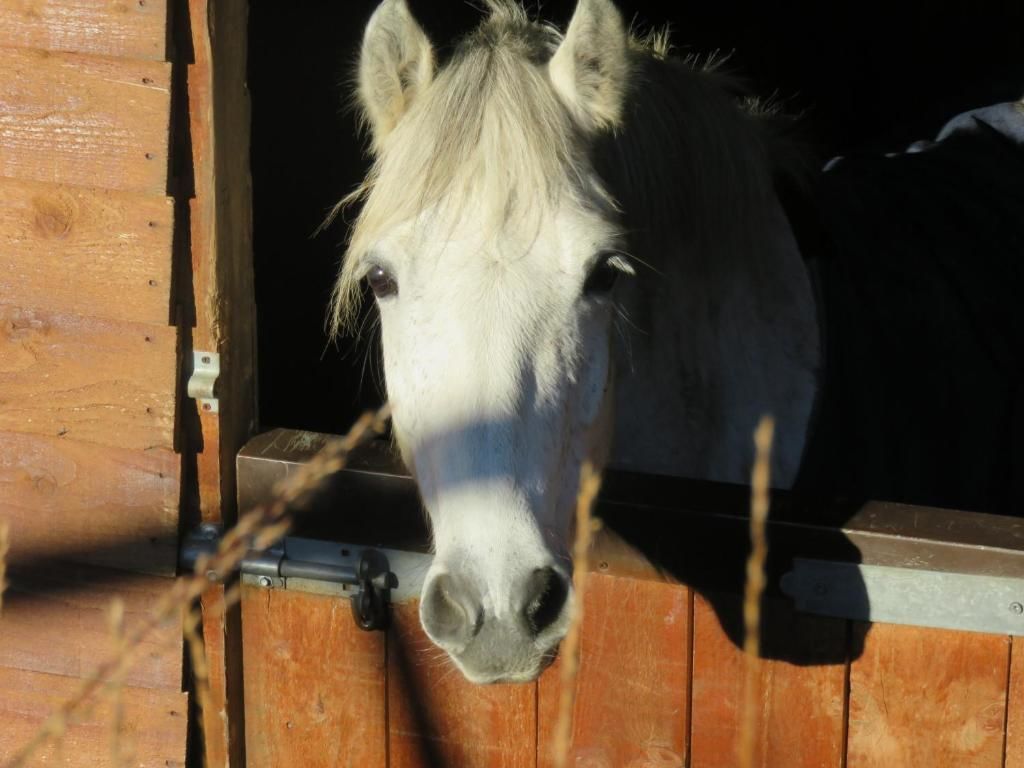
[583,255,621,296]
[366,264,398,299]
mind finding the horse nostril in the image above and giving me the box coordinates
[522,567,570,636]
[421,573,481,646]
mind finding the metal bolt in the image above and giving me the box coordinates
[1010,602,1023,615]
[201,356,211,364]
[198,523,219,540]
[258,576,273,588]
[205,570,218,582]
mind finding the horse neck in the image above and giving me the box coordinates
[602,55,821,487]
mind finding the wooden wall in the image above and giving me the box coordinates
[0,2,186,766]
[241,556,1024,768]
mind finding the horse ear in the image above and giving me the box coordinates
[358,0,435,153]
[549,0,629,132]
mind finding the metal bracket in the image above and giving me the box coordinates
[180,527,405,631]
[782,558,1024,636]
[187,351,220,414]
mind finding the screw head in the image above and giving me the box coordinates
[205,570,219,582]
[258,576,273,588]
[1010,602,1023,615]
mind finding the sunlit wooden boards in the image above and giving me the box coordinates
[0,47,170,193]
[690,594,847,768]
[240,586,387,768]
[847,623,1010,768]
[537,575,691,768]
[240,566,1024,767]
[0,0,167,61]
[1008,638,1024,768]
[0,667,187,768]
[0,4,184,767]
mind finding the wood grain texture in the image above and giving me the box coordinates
[0,0,167,61]
[200,585,245,768]
[0,46,170,193]
[0,666,187,768]
[0,304,176,451]
[0,178,173,325]
[537,574,690,768]
[1007,637,1024,768]
[847,623,1009,768]
[185,2,256,763]
[388,601,536,768]
[0,431,179,575]
[0,563,181,690]
[241,585,386,768]
[186,0,257,526]
[689,593,847,768]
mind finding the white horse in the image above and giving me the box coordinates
[335,0,1022,683]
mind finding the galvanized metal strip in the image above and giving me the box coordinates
[782,558,1024,636]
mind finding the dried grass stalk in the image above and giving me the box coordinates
[3,406,390,768]
[183,603,214,766]
[107,599,126,768]
[552,461,603,768]
[738,415,775,768]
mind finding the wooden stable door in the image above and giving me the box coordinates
[239,552,1023,768]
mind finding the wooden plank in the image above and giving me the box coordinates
[0,304,176,451]
[0,666,187,768]
[387,601,536,768]
[0,47,170,193]
[0,432,179,575]
[690,593,847,768]
[0,563,181,690]
[0,178,173,325]
[536,574,690,768]
[847,623,1009,768]
[185,1,257,764]
[0,0,167,61]
[240,585,386,768]
[186,0,257,527]
[199,585,245,768]
[1008,637,1024,768]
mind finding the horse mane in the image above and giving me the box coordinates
[330,1,798,337]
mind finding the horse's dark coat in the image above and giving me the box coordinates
[788,103,1024,517]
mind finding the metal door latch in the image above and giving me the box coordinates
[181,525,398,630]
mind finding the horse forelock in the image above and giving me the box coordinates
[331,1,792,338]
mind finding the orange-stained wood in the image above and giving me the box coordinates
[0,563,181,690]
[0,666,187,768]
[0,304,176,451]
[847,622,1009,768]
[185,1,257,763]
[689,593,847,768]
[537,573,690,768]
[0,179,173,326]
[0,432,179,575]
[0,47,170,194]
[1007,637,1024,768]
[200,585,245,768]
[388,601,536,768]
[0,0,167,61]
[240,585,387,768]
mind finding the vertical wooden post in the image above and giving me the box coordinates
[182,0,256,765]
